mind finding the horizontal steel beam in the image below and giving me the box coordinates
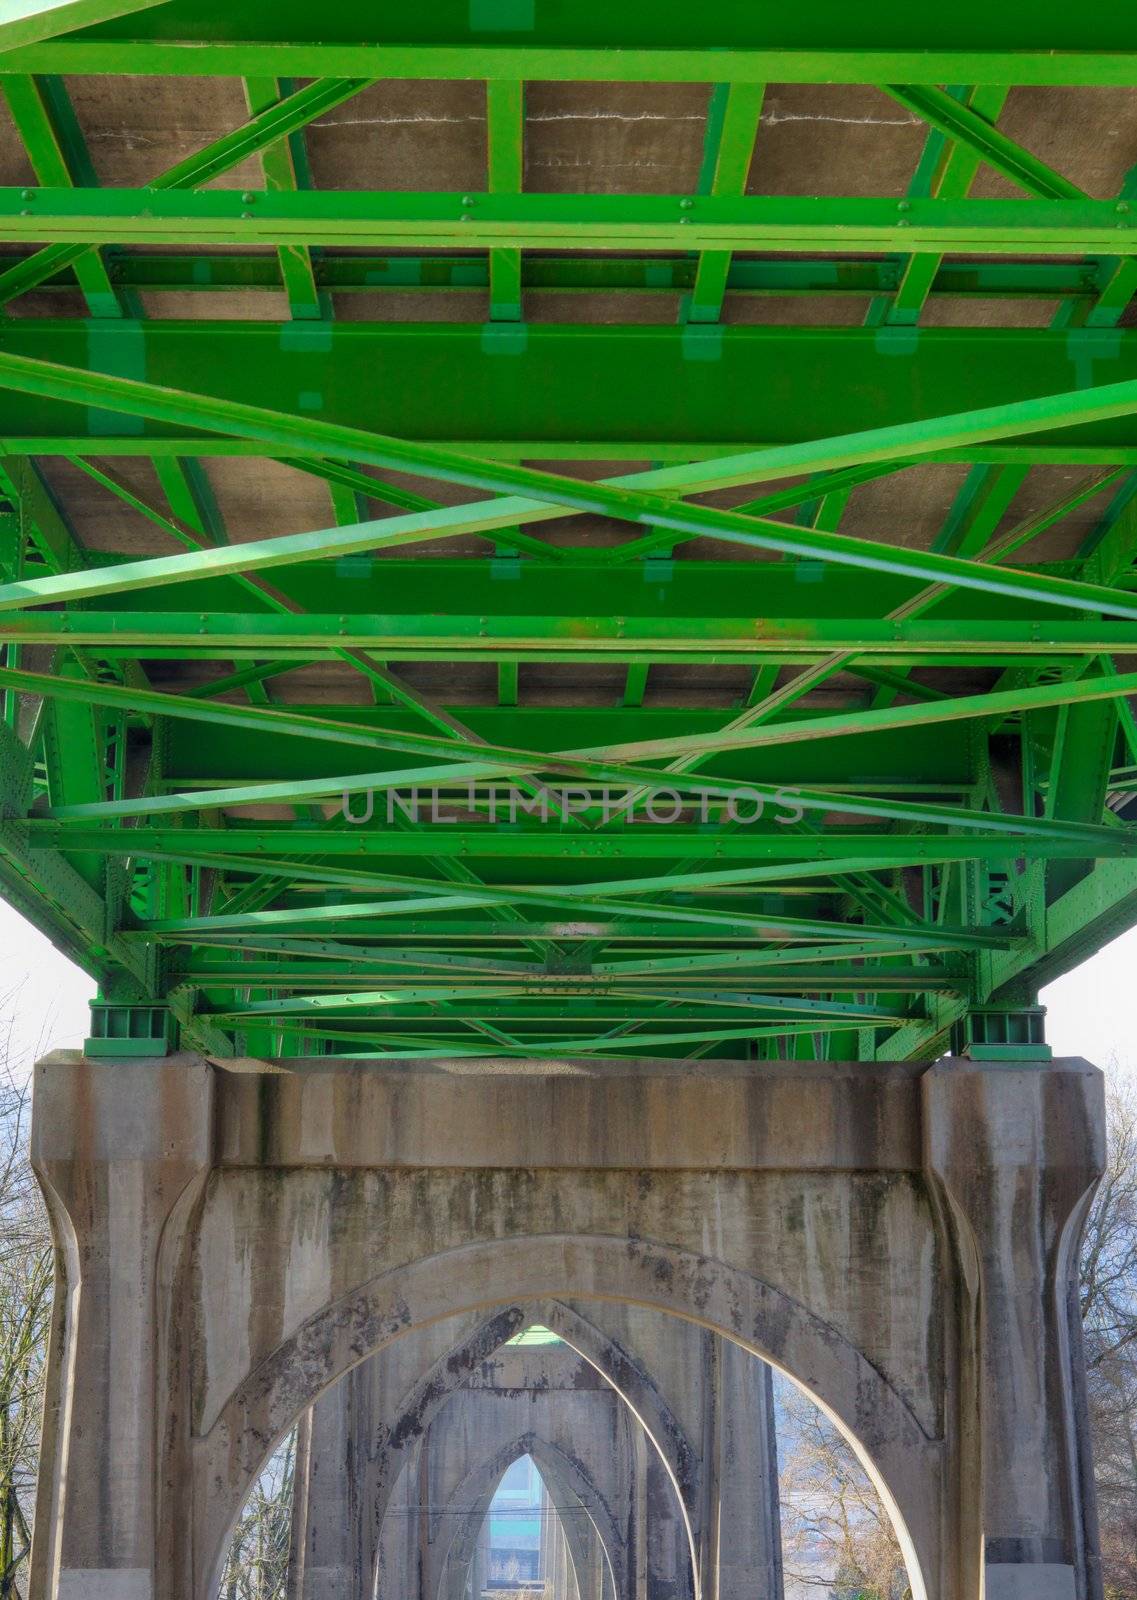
[34,825,1137,863]
[177,961,960,994]
[6,611,1137,661]
[3,189,1136,256]
[0,322,1134,462]
[20,252,1107,303]
[159,916,955,946]
[3,0,1137,85]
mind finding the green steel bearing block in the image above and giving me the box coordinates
[85,1000,177,1057]
[951,1005,1052,1062]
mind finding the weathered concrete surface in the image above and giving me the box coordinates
[288,1300,781,1598]
[378,1343,635,1599]
[28,1054,1105,1600]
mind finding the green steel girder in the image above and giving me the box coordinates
[3,1,1137,84]
[1,322,1137,461]
[14,253,1112,303]
[1,187,1135,256]
[4,612,1137,662]
[31,826,1135,864]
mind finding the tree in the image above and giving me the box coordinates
[0,1063,52,1600]
[1081,1083,1137,1600]
[775,1376,910,1599]
[217,1432,297,1600]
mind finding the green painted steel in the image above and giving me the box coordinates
[13,188,1137,255]
[0,0,168,53]
[1,323,1137,460]
[0,15,1133,1060]
[3,2,1137,85]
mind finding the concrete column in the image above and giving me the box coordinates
[468,1518,490,1599]
[286,1367,373,1600]
[643,1450,691,1600]
[924,1058,1105,1600]
[715,1343,783,1600]
[694,1335,783,1600]
[375,1439,420,1600]
[28,1056,213,1600]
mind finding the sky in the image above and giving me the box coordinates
[0,898,1134,1080]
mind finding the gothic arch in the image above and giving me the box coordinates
[198,1234,938,1600]
[433,1433,620,1600]
[365,1297,699,1581]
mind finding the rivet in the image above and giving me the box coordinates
[241,211,253,220]
[242,192,256,204]
[1118,201,1131,214]
[20,189,34,202]
[679,198,694,210]
[897,199,911,212]
[461,195,475,207]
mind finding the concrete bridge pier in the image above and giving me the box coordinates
[28,1061,214,1600]
[924,1063,1106,1600]
[26,1053,1105,1600]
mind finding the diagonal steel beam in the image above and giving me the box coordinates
[133,886,1005,948]
[0,352,1136,618]
[14,652,1137,770]
[0,0,167,52]
[882,84,1085,200]
[872,84,1010,328]
[244,76,325,321]
[7,659,1137,824]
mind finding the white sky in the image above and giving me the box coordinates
[0,898,1134,1080]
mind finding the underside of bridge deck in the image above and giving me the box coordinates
[9,13,1135,1600]
[0,5,1136,1063]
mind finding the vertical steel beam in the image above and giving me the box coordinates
[486,79,525,322]
[686,81,764,324]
